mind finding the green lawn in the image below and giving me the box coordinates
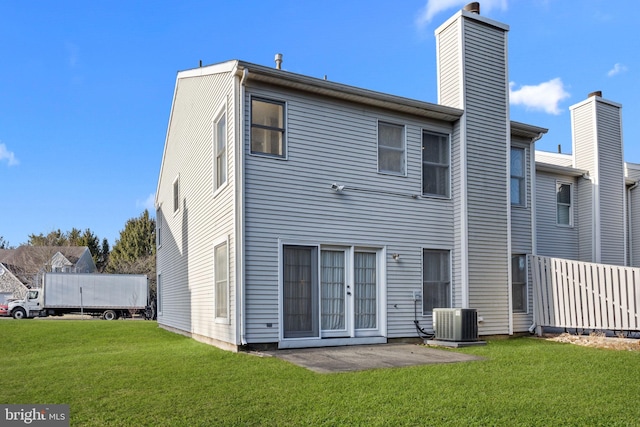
[1,321,639,426]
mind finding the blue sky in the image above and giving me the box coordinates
[1,0,638,248]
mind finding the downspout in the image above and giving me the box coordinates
[238,67,249,345]
[528,132,544,334]
[628,180,639,266]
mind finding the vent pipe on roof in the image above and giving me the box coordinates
[275,53,283,70]
[588,90,602,98]
[463,2,480,14]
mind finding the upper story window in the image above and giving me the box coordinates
[377,122,405,175]
[214,110,227,191]
[422,131,450,197]
[251,98,285,158]
[511,147,526,206]
[557,182,573,226]
[173,176,180,213]
[156,208,162,248]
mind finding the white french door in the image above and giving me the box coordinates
[282,245,380,340]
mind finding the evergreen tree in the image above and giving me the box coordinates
[0,236,9,249]
[107,210,156,298]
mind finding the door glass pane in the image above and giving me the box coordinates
[321,251,345,331]
[283,246,318,338]
[354,252,377,329]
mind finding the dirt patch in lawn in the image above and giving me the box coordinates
[547,332,640,351]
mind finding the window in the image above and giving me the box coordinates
[557,182,573,225]
[157,273,162,315]
[422,249,450,313]
[214,240,229,320]
[156,208,162,248]
[251,98,285,157]
[214,110,227,190]
[422,131,450,197]
[378,122,405,175]
[511,147,526,206]
[512,255,527,313]
[173,176,180,213]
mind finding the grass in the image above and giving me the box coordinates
[1,321,639,426]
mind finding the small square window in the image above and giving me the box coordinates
[251,99,285,158]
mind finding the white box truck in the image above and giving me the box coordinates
[8,273,149,320]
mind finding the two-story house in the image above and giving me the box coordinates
[155,3,639,350]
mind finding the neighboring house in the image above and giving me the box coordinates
[155,4,640,350]
[0,246,96,296]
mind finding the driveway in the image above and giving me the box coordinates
[262,343,483,373]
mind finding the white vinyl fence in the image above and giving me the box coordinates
[530,255,640,334]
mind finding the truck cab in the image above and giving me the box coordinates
[8,289,43,319]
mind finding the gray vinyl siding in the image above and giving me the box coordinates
[242,82,456,343]
[157,70,237,344]
[572,102,596,262]
[572,98,626,265]
[461,18,510,335]
[450,122,464,309]
[511,139,533,332]
[627,164,640,266]
[595,102,625,265]
[535,172,579,260]
[437,19,461,108]
[577,177,594,262]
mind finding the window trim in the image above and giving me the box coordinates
[157,272,162,315]
[556,180,574,227]
[511,146,527,207]
[377,120,407,177]
[511,254,528,314]
[172,175,180,215]
[278,239,386,343]
[421,130,451,199]
[250,97,287,159]
[213,236,230,323]
[156,207,162,248]
[421,248,452,316]
[213,103,228,194]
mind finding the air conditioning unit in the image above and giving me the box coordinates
[433,308,478,341]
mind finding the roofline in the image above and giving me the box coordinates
[234,61,464,122]
[173,60,548,136]
[535,161,588,177]
[511,121,548,139]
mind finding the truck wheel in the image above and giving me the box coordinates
[12,308,27,320]
[103,310,117,320]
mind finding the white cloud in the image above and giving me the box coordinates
[136,193,155,211]
[607,63,628,77]
[416,0,508,27]
[0,143,19,166]
[509,78,570,115]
